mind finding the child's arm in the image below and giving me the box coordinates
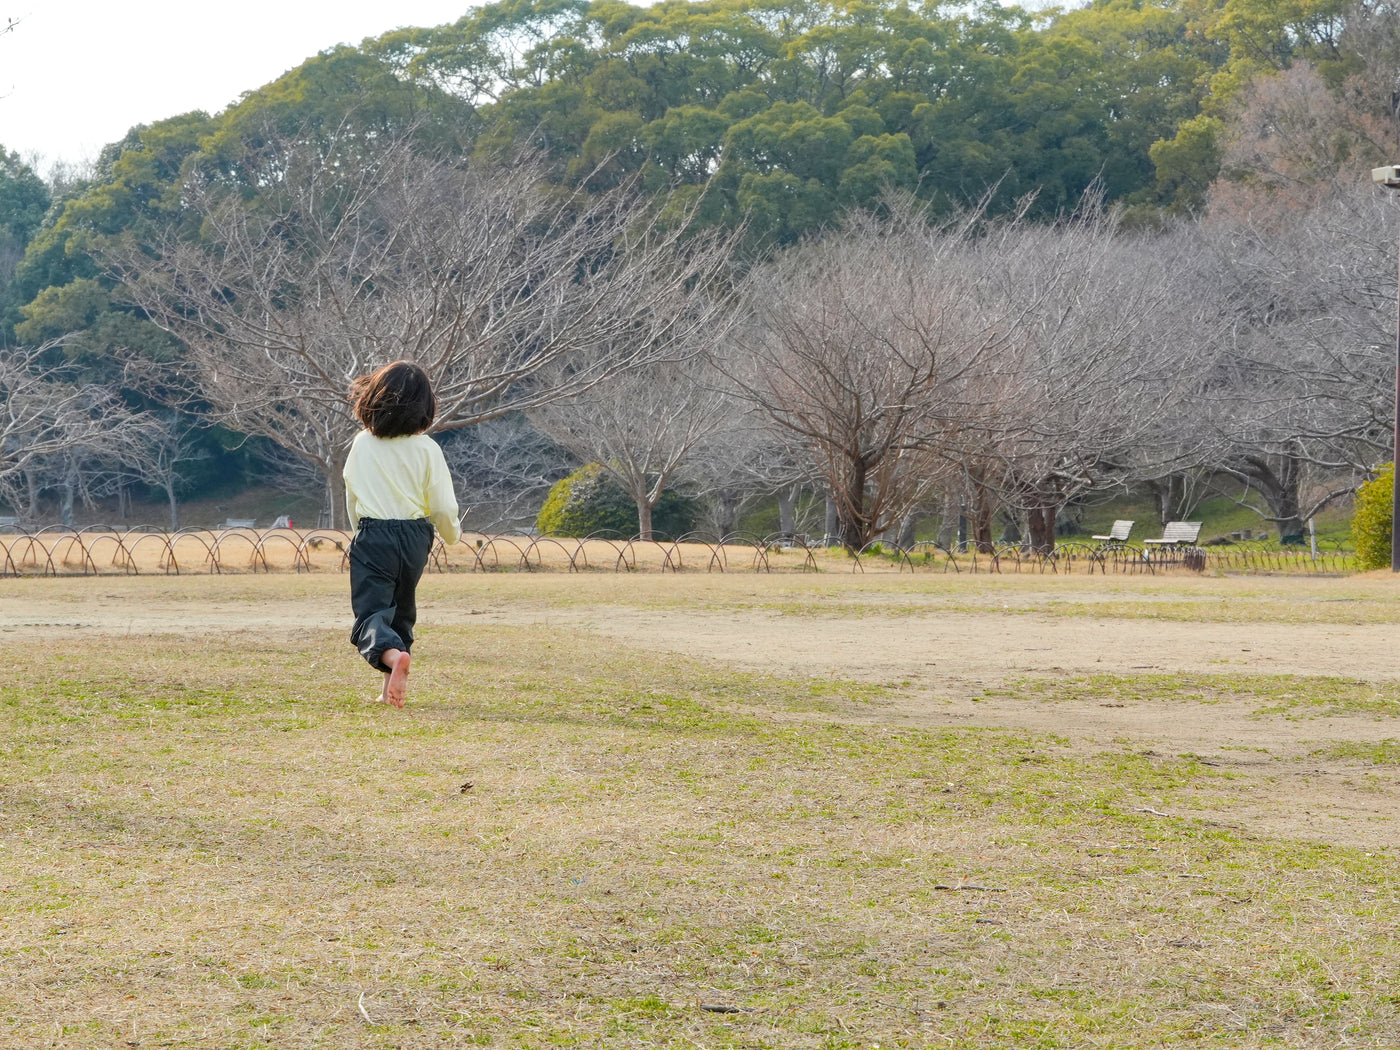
[343,440,363,531]
[424,442,462,546]
[345,483,361,532]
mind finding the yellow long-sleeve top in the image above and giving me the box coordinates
[343,430,462,546]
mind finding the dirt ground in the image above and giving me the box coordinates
[5,572,1400,851]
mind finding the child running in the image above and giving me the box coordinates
[343,360,461,708]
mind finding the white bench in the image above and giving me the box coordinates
[1143,521,1206,571]
[1091,519,1134,543]
[1143,521,1203,547]
[222,518,256,529]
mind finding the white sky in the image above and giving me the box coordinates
[0,2,475,171]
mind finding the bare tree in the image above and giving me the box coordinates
[735,203,1010,551]
[102,411,210,529]
[530,351,734,540]
[0,343,154,523]
[1198,180,1395,539]
[440,415,570,532]
[110,131,740,527]
[965,205,1226,551]
[679,386,816,539]
[737,192,1222,552]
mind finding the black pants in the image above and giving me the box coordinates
[349,518,435,673]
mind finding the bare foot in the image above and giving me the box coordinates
[374,672,390,705]
[382,649,410,709]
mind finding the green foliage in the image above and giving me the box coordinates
[361,0,1220,239]
[0,148,52,317]
[1352,464,1393,571]
[536,463,698,539]
[6,111,215,344]
[1193,0,1353,98]
[1148,114,1224,211]
[206,45,471,161]
[0,149,50,249]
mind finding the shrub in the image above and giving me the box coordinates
[1352,463,1393,570]
[535,464,698,539]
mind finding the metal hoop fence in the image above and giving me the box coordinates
[0,524,1360,578]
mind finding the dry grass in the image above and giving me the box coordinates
[2,575,1400,1047]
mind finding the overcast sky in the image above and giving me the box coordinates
[0,2,474,171]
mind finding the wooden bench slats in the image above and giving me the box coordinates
[1143,521,1203,546]
[1092,519,1134,542]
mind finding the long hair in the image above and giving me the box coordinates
[349,360,437,439]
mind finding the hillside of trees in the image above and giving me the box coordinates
[2,0,1399,548]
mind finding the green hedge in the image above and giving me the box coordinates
[536,464,698,539]
[1352,463,1393,570]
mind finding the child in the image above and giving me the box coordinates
[343,360,461,708]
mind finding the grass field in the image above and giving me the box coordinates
[2,573,1399,1048]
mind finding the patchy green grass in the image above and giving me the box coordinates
[2,615,1400,1048]
[990,672,1400,718]
[1313,739,1400,766]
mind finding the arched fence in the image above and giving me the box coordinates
[0,523,1360,578]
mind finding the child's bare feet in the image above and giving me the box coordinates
[382,648,410,708]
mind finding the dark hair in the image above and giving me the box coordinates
[349,360,437,438]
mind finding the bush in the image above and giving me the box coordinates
[535,463,698,539]
[1352,463,1393,570]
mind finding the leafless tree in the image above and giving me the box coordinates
[734,202,1013,551]
[671,382,816,539]
[110,131,741,527]
[0,343,154,523]
[530,350,735,540]
[737,192,1223,553]
[102,411,210,529]
[966,204,1227,551]
[1179,33,1400,539]
[1198,179,1395,539]
[439,415,570,532]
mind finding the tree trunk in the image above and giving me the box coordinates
[1238,453,1306,544]
[1026,502,1057,555]
[936,494,958,549]
[165,481,180,531]
[823,496,839,547]
[23,471,40,525]
[60,458,76,528]
[998,508,1021,545]
[897,510,917,549]
[636,499,654,542]
[1150,473,1189,525]
[837,460,869,551]
[714,488,740,539]
[971,483,995,553]
[326,449,350,530]
[777,484,799,540]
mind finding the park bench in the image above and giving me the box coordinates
[222,517,256,529]
[0,516,17,531]
[1143,521,1203,548]
[1143,521,1205,571]
[1091,520,1134,543]
[1083,518,1136,573]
